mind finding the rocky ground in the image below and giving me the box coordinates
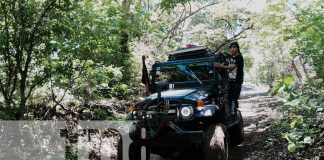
[228,82,284,160]
[229,83,324,160]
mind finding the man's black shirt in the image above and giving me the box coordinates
[232,53,244,84]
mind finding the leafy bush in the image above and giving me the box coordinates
[272,75,323,153]
[112,84,129,99]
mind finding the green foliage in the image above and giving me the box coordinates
[273,76,323,153]
[256,64,275,85]
[160,0,191,11]
[253,0,323,88]
[0,0,147,119]
[283,75,294,86]
[0,0,77,119]
[244,55,254,73]
[50,0,146,81]
[282,1,324,78]
[264,0,324,78]
[112,83,129,99]
[51,59,128,101]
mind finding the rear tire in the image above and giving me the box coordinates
[229,110,244,144]
[204,124,229,160]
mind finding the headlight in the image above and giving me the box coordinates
[181,107,191,117]
[179,106,194,120]
[137,110,147,120]
[132,111,138,120]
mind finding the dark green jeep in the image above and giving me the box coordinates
[128,46,244,160]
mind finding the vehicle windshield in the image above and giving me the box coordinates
[155,62,214,84]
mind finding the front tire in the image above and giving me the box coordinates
[204,124,229,160]
[229,110,244,144]
[129,123,146,143]
[128,142,150,160]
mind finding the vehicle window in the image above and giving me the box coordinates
[155,63,213,83]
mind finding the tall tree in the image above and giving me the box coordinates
[0,0,73,119]
[0,0,147,119]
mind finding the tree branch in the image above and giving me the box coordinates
[214,23,253,52]
[285,4,302,22]
[158,1,220,48]
[26,73,50,100]
[216,18,233,30]
[0,1,21,108]
[25,0,56,73]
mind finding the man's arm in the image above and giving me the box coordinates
[213,62,237,70]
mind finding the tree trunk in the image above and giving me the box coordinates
[120,0,132,82]
[17,69,28,119]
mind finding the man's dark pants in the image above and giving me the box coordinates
[229,82,242,116]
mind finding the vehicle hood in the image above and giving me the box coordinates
[146,89,196,100]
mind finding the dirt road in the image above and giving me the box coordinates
[229,82,281,160]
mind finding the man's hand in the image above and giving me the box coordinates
[213,62,223,68]
[213,62,237,70]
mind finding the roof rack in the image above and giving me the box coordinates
[167,46,212,61]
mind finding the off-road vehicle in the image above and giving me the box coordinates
[128,46,244,160]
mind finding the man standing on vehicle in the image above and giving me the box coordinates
[213,42,244,120]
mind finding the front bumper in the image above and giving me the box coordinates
[131,121,204,148]
[146,130,204,148]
